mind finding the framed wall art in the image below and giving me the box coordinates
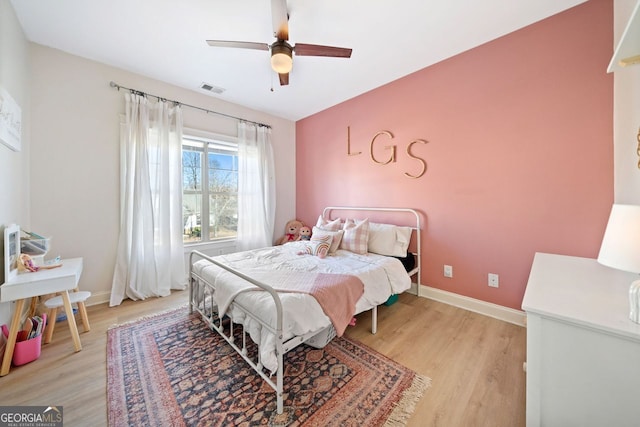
[4,224,20,284]
[0,87,22,152]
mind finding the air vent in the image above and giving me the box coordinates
[200,82,225,94]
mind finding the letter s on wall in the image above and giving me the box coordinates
[404,139,428,179]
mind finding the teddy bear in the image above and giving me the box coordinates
[276,219,305,245]
[298,226,312,241]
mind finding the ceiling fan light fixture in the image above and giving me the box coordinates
[270,41,293,73]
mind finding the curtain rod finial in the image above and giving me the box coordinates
[109,81,118,89]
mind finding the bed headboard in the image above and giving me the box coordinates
[321,206,422,297]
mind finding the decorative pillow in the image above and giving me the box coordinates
[312,227,344,253]
[368,222,412,257]
[315,215,342,232]
[302,235,331,258]
[340,218,370,255]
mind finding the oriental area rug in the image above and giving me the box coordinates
[107,307,430,426]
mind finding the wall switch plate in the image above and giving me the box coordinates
[488,273,499,288]
[444,265,453,278]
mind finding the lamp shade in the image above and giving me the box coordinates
[271,52,292,73]
[270,40,293,74]
[597,204,640,274]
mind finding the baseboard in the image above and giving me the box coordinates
[410,283,526,327]
[86,291,111,307]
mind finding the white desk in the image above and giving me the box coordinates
[1,258,84,376]
[522,253,640,427]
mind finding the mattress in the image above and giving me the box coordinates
[191,241,411,372]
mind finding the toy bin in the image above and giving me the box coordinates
[1,313,46,366]
[304,324,337,349]
[20,237,51,257]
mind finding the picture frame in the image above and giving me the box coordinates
[0,87,22,152]
[4,224,20,284]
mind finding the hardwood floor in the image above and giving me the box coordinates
[0,291,526,426]
[346,293,526,427]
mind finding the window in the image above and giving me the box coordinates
[182,133,238,244]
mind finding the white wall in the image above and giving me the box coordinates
[0,0,30,325]
[614,0,640,203]
[28,45,296,306]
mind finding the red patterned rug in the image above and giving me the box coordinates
[107,307,430,426]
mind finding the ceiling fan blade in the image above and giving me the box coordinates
[278,73,289,86]
[206,40,269,51]
[271,0,289,40]
[294,43,352,58]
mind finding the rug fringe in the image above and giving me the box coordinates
[107,304,189,330]
[383,374,432,427]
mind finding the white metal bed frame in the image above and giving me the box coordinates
[322,206,422,298]
[188,206,421,414]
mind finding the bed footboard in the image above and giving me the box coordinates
[189,250,327,414]
[189,250,286,414]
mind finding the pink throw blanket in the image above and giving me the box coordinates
[215,269,364,337]
[275,272,364,336]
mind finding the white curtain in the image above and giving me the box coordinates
[110,93,186,307]
[236,122,276,251]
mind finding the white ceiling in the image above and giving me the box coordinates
[10,0,587,121]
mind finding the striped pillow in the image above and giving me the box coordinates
[340,218,370,255]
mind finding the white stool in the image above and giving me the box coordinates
[43,290,91,344]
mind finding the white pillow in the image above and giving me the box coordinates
[312,227,344,254]
[368,222,412,257]
[340,218,370,255]
[316,215,342,232]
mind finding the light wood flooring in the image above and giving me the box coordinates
[0,291,526,426]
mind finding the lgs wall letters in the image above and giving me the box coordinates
[346,126,428,179]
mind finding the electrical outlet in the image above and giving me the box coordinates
[444,265,453,278]
[488,273,499,288]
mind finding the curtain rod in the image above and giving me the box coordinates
[109,81,270,129]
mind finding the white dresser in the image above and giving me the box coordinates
[522,253,640,427]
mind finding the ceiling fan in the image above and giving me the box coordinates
[206,0,352,86]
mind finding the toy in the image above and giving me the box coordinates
[16,253,62,272]
[298,226,311,241]
[17,254,39,272]
[276,219,304,245]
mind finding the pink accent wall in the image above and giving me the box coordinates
[295,0,613,310]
